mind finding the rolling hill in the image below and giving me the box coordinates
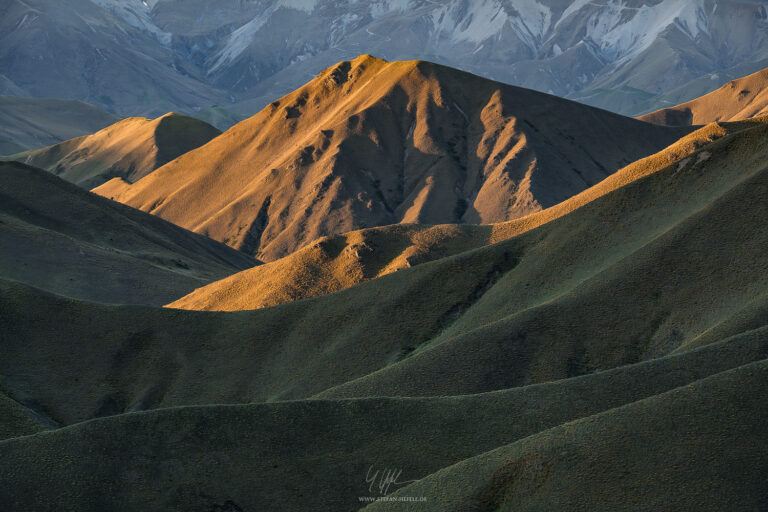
[0,161,255,305]
[94,55,689,261]
[1,113,768,509]
[363,360,768,512]
[1,117,766,420]
[1,349,766,510]
[639,66,768,126]
[10,113,220,188]
[0,95,118,153]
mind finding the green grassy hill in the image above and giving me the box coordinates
[0,161,255,306]
[0,332,765,510]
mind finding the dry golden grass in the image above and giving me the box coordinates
[10,113,220,188]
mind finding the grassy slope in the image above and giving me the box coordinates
[167,120,739,312]
[0,331,765,510]
[319,119,768,399]
[1,120,767,427]
[0,161,255,306]
[0,391,49,440]
[8,113,220,188]
[167,223,492,311]
[366,359,768,512]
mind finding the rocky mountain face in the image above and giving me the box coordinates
[3,0,768,123]
[93,56,688,261]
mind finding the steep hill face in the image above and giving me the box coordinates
[0,161,255,305]
[12,113,220,188]
[95,56,688,261]
[168,120,735,312]
[639,66,768,126]
[0,95,118,153]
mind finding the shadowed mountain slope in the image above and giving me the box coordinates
[10,113,220,188]
[0,95,118,153]
[0,161,255,305]
[94,55,689,261]
[0,391,50,440]
[639,66,768,126]
[168,120,738,312]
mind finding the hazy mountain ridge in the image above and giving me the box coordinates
[0,95,118,154]
[3,0,768,122]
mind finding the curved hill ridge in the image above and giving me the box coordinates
[168,119,742,312]
[0,161,255,306]
[639,66,768,126]
[10,112,220,188]
[94,55,689,261]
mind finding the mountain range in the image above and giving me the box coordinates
[0,95,118,153]
[3,0,768,127]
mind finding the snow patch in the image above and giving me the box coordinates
[210,6,279,73]
[91,0,170,45]
[278,0,319,13]
[584,0,708,65]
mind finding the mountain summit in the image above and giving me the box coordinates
[95,56,688,260]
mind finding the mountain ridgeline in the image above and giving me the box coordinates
[95,56,689,261]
